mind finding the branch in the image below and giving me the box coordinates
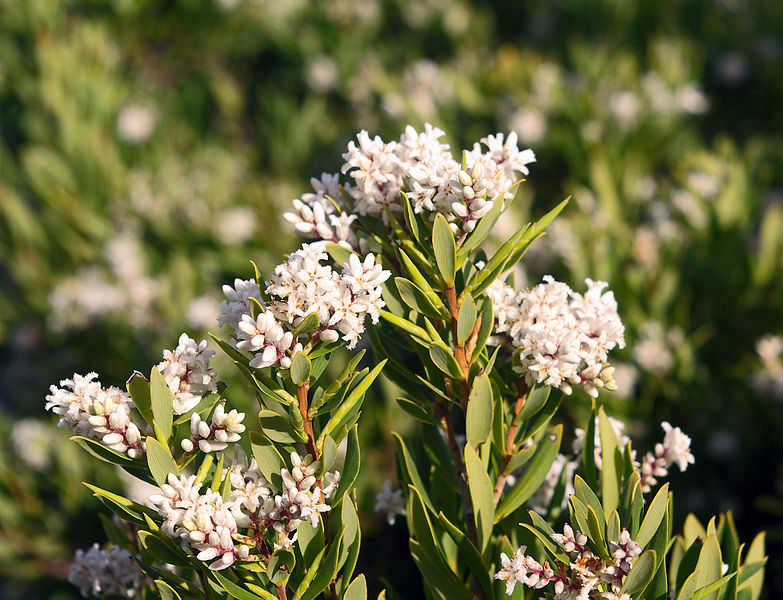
[493,383,527,506]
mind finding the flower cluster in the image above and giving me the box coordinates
[374,479,406,525]
[489,276,625,397]
[150,451,336,569]
[495,524,641,600]
[180,404,246,453]
[265,245,388,349]
[286,124,535,241]
[68,543,147,598]
[157,333,218,414]
[45,373,144,458]
[217,278,263,331]
[638,421,695,493]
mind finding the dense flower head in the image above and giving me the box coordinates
[285,124,535,242]
[150,450,338,567]
[45,372,144,458]
[265,244,389,350]
[157,333,217,414]
[497,525,648,598]
[489,276,625,397]
[68,544,147,598]
[180,404,246,453]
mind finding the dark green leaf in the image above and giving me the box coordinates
[127,371,153,428]
[433,213,456,286]
[466,373,492,447]
[429,342,464,380]
[146,437,178,487]
[249,431,284,490]
[457,295,477,345]
[291,352,312,386]
[620,550,658,596]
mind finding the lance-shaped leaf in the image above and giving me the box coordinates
[409,539,471,600]
[457,295,477,345]
[380,310,432,343]
[150,367,173,444]
[127,371,153,428]
[250,431,284,490]
[464,442,495,551]
[344,575,368,600]
[401,191,422,246]
[331,426,360,507]
[436,511,494,600]
[620,550,658,596]
[70,436,137,467]
[636,483,670,548]
[319,360,386,443]
[259,409,304,444]
[495,425,562,522]
[326,242,356,266]
[598,406,620,518]
[146,437,178,487]
[395,277,447,319]
[466,373,492,447]
[429,342,464,380]
[433,213,456,286]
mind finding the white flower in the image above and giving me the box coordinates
[217,278,262,330]
[157,333,217,414]
[116,102,158,144]
[45,373,144,458]
[490,276,625,397]
[181,404,245,453]
[68,544,147,598]
[659,421,695,472]
[494,546,554,595]
[341,130,402,219]
[374,479,406,525]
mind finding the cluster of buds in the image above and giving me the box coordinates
[496,524,641,600]
[157,333,218,414]
[68,543,148,598]
[217,278,263,331]
[180,404,246,453]
[449,163,493,235]
[150,474,250,571]
[235,311,301,369]
[260,452,331,548]
[283,173,360,250]
[638,421,695,492]
[45,372,144,458]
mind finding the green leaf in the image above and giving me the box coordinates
[466,373,492,447]
[514,384,550,423]
[620,550,658,596]
[154,580,182,600]
[84,483,158,526]
[146,437,178,487]
[299,530,345,600]
[326,242,356,265]
[396,397,441,426]
[457,295,477,345]
[433,213,456,286]
[291,352,312,386]
[694,535,723,600]
[505,444,537,473]
[127,371,153,428]
[740,532,766,600]
[150,367,173,444]
[70,436,137,467]
[520,511,571,564]
[458,190,505,255]
[582,402,598,489]
[636,483,670,548]
[401,191,422,246]
[138,531,189,567]
[495,425,562,522]
[574,475,605,532]
[693,573,738,600]
[677,571,702,600]
[345,575,368,600]
[319,360,386,442]
[294,312,321,337]
[429,342,464,380]
[380,310,432,342]
[267,548,296,586]
[598,406,620,518]
[436,512,495,600]
[249,431,284,490]
[331,426,360,507]
[409,540,471,600]
[392,433,436,514]
[291,547,326,600]
[212,569,277,600]
[259,409,303,444]
[395,277,446,319]
[464,442,495,551]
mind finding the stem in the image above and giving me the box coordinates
[198,568,212,600]
[445,286,470,380]
[276,585,288,600]
[493,384,527,506]
[297,382,319,462]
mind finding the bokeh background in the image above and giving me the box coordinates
[1,0,782,598]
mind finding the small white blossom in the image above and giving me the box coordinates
[181,404,245,453]
[374,479,406,525]
[217,278,263,331]
[157,333,217,414]
[68,544,147,598]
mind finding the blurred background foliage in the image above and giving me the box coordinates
[0,0,782,597]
